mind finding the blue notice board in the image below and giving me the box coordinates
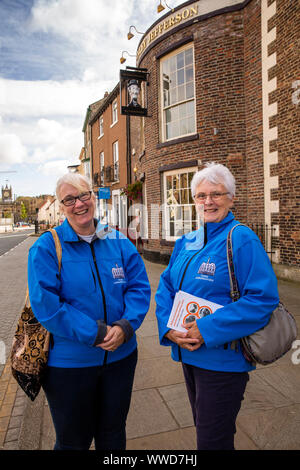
[98,187,111,200]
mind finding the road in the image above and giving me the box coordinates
[0,229,35,257]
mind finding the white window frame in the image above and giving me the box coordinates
[84,160,91,180]
[100,152,104,185]
[113,141,119,181]
[112,189,127,229]
[111,99,118,126]
[163,167,198,241]
[99,115,104,138]
[160,44,196,142]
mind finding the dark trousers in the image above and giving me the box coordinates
[182,363,249,450]
[42,349,137,450]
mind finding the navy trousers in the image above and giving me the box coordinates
[42,349,137,450]
[182,363,249,450]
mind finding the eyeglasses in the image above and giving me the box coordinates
[60,191,92,207]
[194,192,229,202]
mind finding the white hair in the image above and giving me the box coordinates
[56,173,92,201]
[191,162,236,198]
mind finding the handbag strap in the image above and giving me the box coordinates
[48,228,62,272]
[26,229,62,303]
[226,223,249,351]
[226,223,248,302]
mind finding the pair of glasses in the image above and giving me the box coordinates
[194,192,229,202]
[60,191,92,207]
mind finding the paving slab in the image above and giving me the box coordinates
[133,356,185,391]
[127,427,197,450]
[240,371,293,413]
[237,404,300,450]
[158,383,194,428]
[126,388,178,439]
[137,335,170,360]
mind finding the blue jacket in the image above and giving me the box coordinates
[28,219,151,368]
[155,212,279,372]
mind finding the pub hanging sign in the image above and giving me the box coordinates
[120,67,149,117]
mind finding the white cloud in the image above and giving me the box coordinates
[29,0,133,49]
[38,160,72,177]
[0,133,27,164]
[30,118,82,164]
[0,77,112,119]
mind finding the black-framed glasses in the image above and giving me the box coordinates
[194,192,229,202]
[60,191,92,207]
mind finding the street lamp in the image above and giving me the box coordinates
[120,51,136,64]
[157,0,173,13]
[127,25,144,40]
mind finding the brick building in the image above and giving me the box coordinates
[129,0,299,280]
[89,84,130,229]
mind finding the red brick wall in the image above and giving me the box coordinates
[275,0,300,267]
[91,89,128,193]
[136,9,249,257]
[130,0,299,271]
[243,0,265,224]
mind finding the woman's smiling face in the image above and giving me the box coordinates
[59,183,96,235]
[194,180,234,223]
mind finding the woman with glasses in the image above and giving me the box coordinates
[27,173,151,450]
[155,162,279,450]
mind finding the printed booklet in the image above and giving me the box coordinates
[167,290,223,332]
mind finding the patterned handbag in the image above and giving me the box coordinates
[10,229,62,401]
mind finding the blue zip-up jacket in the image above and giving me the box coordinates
[28,219,151,368]
[155,212,279,372]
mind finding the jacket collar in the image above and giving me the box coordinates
[206,211,235,239]
[61,218,99,242]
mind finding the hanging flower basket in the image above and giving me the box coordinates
[121,181,143,201]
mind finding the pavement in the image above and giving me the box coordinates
[0,234,300,451]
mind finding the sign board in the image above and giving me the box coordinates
[98,187,111,200]
[120,67,148,117]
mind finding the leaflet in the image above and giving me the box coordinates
[167,290,223,332]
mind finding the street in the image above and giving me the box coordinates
[0,229,34,257]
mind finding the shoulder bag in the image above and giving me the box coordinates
[10,229,62,401]
[227,224,298,365]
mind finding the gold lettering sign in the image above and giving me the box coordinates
[137,3,199,60]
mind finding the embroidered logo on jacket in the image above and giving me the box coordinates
[112,264,125,280]
[197,258,216,276]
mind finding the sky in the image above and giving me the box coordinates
[0,0,184,198]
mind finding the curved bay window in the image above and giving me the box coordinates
[163,167,198,240]
[161,44,196,142]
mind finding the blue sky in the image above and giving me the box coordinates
[0,0,183,197]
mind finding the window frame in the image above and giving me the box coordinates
[100,151,104,185]
[111,99,118,126]
[112,141,119,181]
[99,115,104,138]
[160,44,196,143]
[163,166,198,241]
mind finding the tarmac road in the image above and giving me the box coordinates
[0,229,34,257]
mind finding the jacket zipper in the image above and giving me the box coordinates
[90,242,108,365]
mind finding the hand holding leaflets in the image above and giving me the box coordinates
[166,291,223,351]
